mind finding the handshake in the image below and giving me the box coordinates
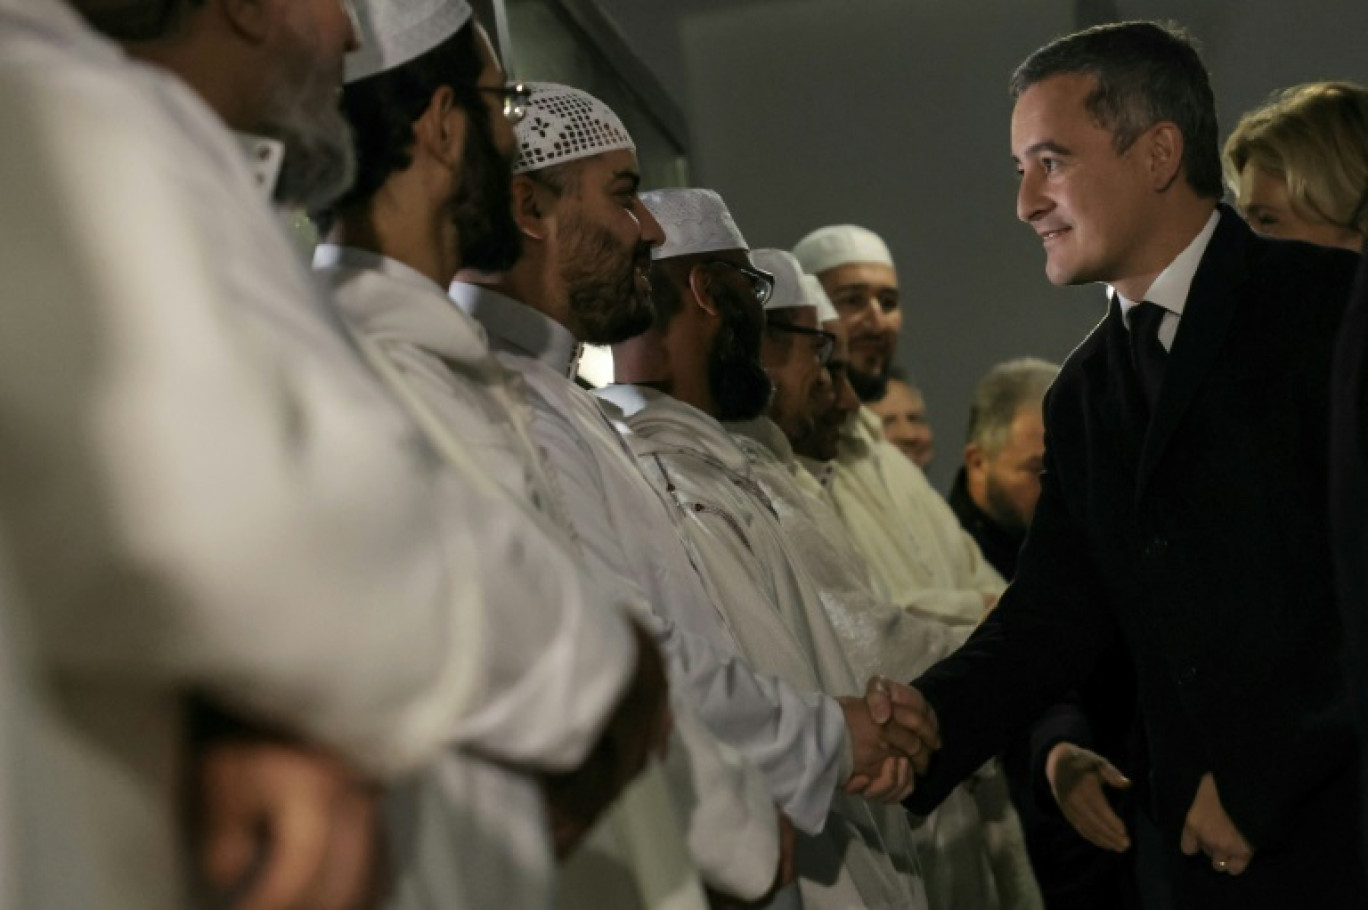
[838,676,942,803]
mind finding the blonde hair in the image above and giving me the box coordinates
[1224,81,1368,236]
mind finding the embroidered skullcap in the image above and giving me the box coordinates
[792,224,894,275]
[513,83,635,175]
[345,0,473,84]
[641,188,748,260]
[805,275,840,323]
[750,249,811,312]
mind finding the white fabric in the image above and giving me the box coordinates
[513,82,635,174]
[792,224,894,275]
[345,0,473,83]
[456,282,851,837]
[728,418,1043,910]
[807,276,839,323]
[752,248,810,312]
[642,188,749,259]
[597,384,931,910]
[1112,208,1220,351]
[0,11,632,909]
[325,255,783,905]
[822,408,1007,626]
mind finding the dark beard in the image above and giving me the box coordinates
[984,475,1030,537]
[559,210,655,345]
[453,113,522,273]
[707,283,772,422]
[848,364,890,402]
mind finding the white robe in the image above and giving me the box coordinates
[820,408,1007,626]
[0,7,632,908]
[597,384,930,910]
[323,249,782,908]
[729,419,1044,910]
[455,282,850,846]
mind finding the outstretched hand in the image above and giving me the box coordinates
[1046,742,1132,853]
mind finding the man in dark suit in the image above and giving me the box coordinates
[900,21,1365,908]
[1332,229,1368,868]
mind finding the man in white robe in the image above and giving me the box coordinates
[316,28,773,908]
[792,225,1006,626]
[2,1,643,906]
[599,187,946,910]
[728,250,1044,910]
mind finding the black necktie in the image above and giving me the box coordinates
[1128,301,1168,412]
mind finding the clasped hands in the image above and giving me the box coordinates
[839,676,941,802]
[1046,744,1254,875]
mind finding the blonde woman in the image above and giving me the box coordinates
[1224,81,1368,250]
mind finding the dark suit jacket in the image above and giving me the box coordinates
[908,207,1363,906]
[1331,241,1368,868]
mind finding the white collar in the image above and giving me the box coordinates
[1112,208,1220,326]
[314,243,442,293]
[233,132,285,202]
[451,281,584,378]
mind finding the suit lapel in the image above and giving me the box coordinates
[1136,209,1250,498]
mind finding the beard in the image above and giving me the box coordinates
[452,112,522,273]
[984,474,1031,536]
[848,361,890,402]
[261,30,356,211]
[707,283,772,422]
[558,209,655,345]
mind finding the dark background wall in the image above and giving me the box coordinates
[591,0,1368,491]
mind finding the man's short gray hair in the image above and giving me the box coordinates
[965,358,1060,454]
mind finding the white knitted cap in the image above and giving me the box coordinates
[792,224,894,275]
[641,188,748,260]
[805,275,839,323]
[750,249,811,312]
[346,0,473,84]
[513,83,635,175]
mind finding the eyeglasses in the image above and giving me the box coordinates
[700,259,775,306]
[766,321,836,365]
[479,83,533,124]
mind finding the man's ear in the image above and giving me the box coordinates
[1146,121,1185,192]
[412,86,466,169]
[964,442,988,477]
[688,265,720,318]
[220,0,273,43]
[511,174,554,241]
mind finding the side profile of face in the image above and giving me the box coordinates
[261,0,360,209]
[793,319,861,462]
[871,378,934,469]
[1012,73,1164,293]
[452,26,522,272]
[762,306,828,443]
[817,262,901,400]
[699,253,773,422]
[551,148,665,344]
[1235,164,1363,250]
[966,406,1046,535]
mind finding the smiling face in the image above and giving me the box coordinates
[1012,73,1167,296]
[817,261,900,400]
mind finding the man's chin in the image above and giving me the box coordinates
[848,368,889,403]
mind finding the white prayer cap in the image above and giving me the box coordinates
[345,0,473,84]
[641,188,748,260]
[792,224,895,275]
[750,249,810,312]
[513,83,635,175]
[805,275,840,323]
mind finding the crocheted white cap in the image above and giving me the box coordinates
[750,249,811,312]
[345,0,473,84]
[792,224,894,275]
[513,83,635,175]
[805,275,839,323]
[641,188,748,260]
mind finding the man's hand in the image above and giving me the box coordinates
[195,741,381,910]
[1045,742,1131,853]
[1180,773,1254,875]
[541,619,672,858]
[840,677,940,802]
